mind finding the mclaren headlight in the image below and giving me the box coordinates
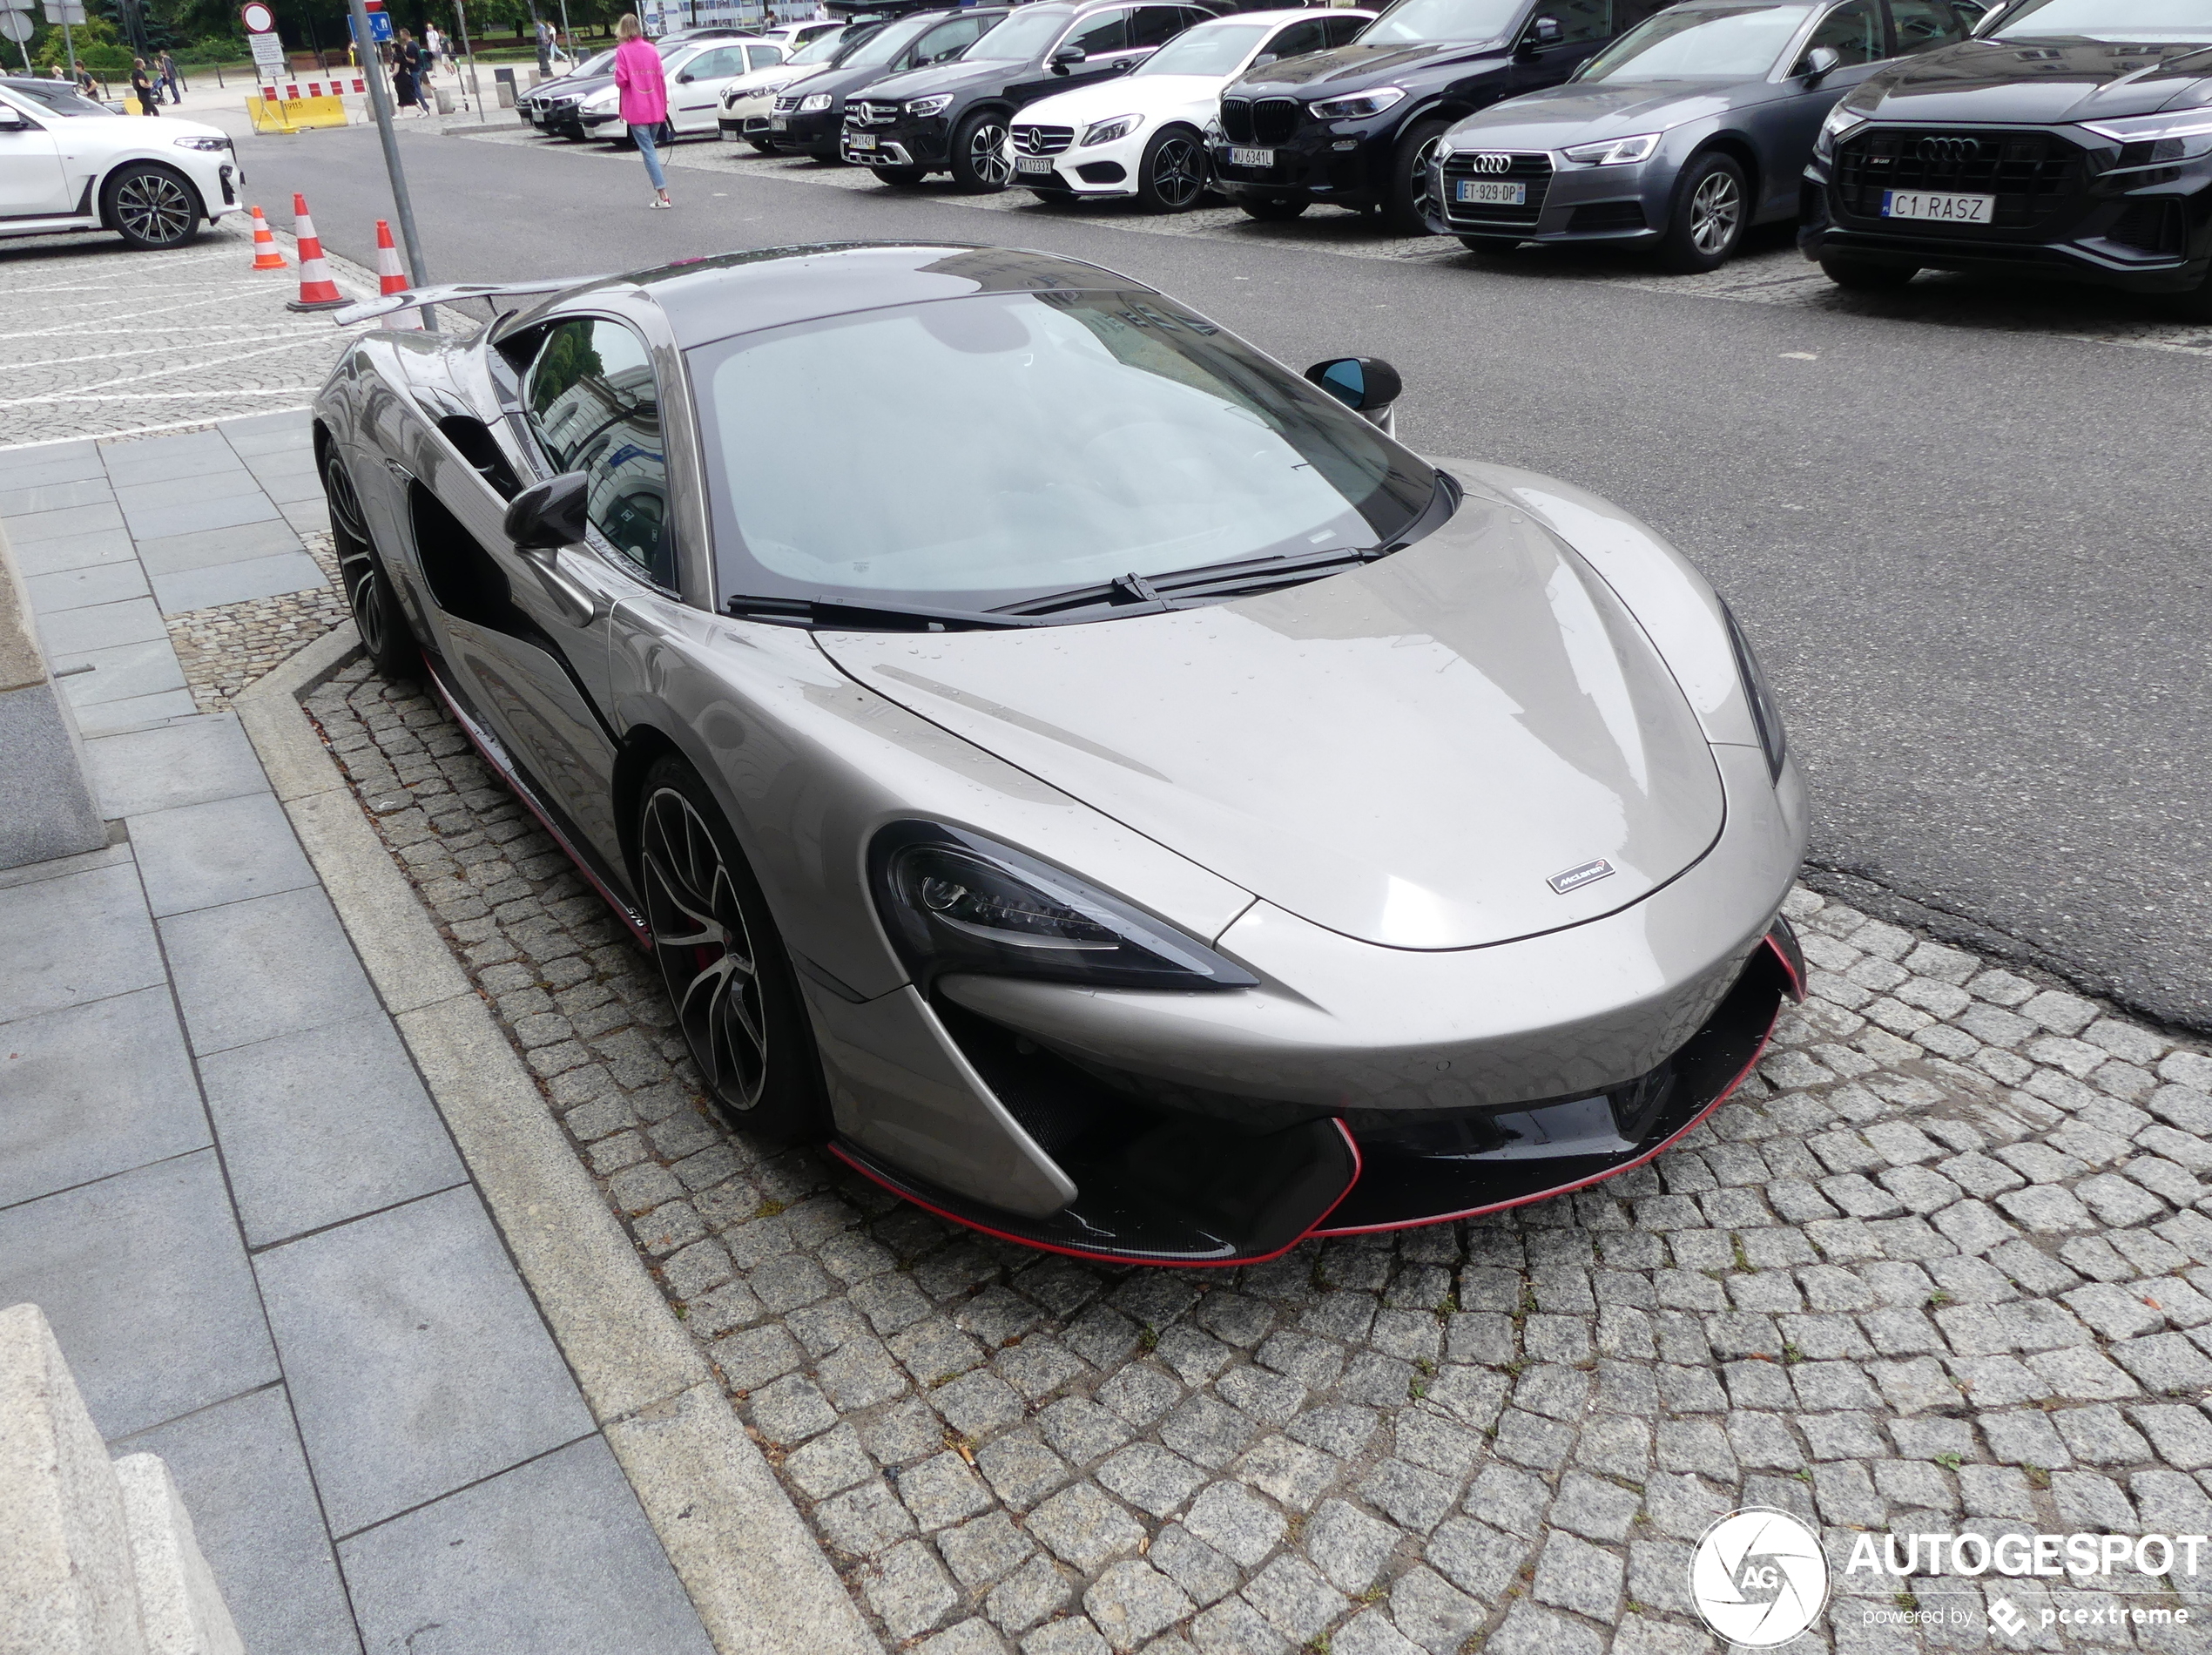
[1720,600,1787,780]
[871,823,1256,993]
[1308,85,1405,121]
[1814,100,1867,159]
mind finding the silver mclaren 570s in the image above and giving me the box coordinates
[315,242,1808,1266]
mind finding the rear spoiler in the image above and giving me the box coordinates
[331,278,605,327]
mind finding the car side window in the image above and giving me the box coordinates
[1063,10,1131,55]
[1804,0,1885,64]
[1130,6,1188,48]
[523,318,673,589]
[693,47,743,78]
[1886,0,1970,54]
[1543,0,1615,46]
[916,16,988,63]
[1259,17,1332,63]
[745,44,785,71]
[1322,13,1370,45]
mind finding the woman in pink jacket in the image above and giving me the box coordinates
[613,14,673,210]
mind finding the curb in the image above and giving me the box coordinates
[235,626,882,1655]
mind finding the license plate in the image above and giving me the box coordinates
[1454,179,1524,206]
[768,115,786,130]
[1015,154,1055,175]
[1882,189,1993,224]
[1227,145,1273,168]
[848,132,876,150]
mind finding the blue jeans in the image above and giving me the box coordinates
[631,123,666,191]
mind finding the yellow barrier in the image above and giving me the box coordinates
[246,95,350,134]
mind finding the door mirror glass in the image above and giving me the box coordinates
[503,472,591,551]
[1800,43,1841,79]
[1303,356,1403,413]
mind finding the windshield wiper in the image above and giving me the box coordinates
[722,593,1047,631]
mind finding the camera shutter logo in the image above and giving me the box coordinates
[1689,1508,1830,1646]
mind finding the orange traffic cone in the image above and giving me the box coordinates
[248,205,287,271]
[284,193,347,312]
[373,220,421,330]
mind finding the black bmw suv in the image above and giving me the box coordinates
[1213,0,1667,228]
[846,0,1219,191]
[1801,0,2212,314]
[766,6,1012,159]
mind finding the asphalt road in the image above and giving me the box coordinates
[232,117,2212,1031]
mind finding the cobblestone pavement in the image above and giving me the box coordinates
[165,530,348,711]
[301,652,2212,1655]
[0,221,374,449]
[452,127,2212,361]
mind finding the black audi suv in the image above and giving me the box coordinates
[1211,0,1669,228]
[1801,0,2212,313]
[766,6,1013,159]
[844,0,1220,191]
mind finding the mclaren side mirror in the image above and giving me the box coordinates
[1050,44,1087,69]
[504,471,590,551]
[1799,44,1842,82]
[1304,357,1404,430]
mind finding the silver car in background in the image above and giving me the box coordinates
[315,244,1807,1266]
[1425,0,1985,268]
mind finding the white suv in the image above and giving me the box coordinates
[0,77,243,249]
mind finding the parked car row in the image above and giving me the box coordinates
[516,0,2212,312]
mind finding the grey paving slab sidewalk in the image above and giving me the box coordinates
[0,424,715,1655]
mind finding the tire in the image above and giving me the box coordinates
[104,164,201,250]
[321,449,414,680]
[1660,151,1748,274]
[1819,254,1919,291]
[1386,117,1450,234]
[1134,125,1207,213]
[1238,195,1308,221]
[2168,272,2212,323]
[1458,234,1521,256]
[874,163,931,187]
[635,755,828,1145]
[746,136,775,154]
[948,108,1013,193]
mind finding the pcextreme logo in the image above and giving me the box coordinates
[1689,1508,1830,1646]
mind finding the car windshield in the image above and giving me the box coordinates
[790,27,852,63]
[7,81,111,116]
[840,13,939,65]
[967,6,1070,59]
[1136,22,1271,74]
[1578,3,1814,78]
[1987,0,2212,39]
[691,289,1435,613]
[1360,0,1525,47]
[573,48,617,75]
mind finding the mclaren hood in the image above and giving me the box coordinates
[818,492,1725,952]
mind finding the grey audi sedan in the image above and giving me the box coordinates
[1424,0,1986,267]
[317,244,1806,1265]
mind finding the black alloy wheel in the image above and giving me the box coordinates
[105,165,200,250]
[1238,195,1307,221]
[1136,126,1208,213]
[636,757,826,1143]
[875,163,931,187]
[321,450,414,679]
[1386,117,1450,234]
[1660,151,1747,274]
[948,109,1013,193]
[1819,254,1919,292]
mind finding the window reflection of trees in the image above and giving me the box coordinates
[527,321,674,587]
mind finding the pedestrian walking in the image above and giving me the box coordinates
[393,29,423,114]
[613,14,671,210]
[129,58,159,116]
[536,17,554,75]
[158,49,183,104]
[424,23,444,71]
[76,63,96,98]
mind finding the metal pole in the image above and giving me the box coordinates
[62,17,77,80]
[555,0,571,75]
[341,0,437,332]
[454,0,484,123]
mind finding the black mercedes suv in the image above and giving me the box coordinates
[1211,0,1669,228]
[1801,0,2212,314]
[845,0,1220,191]
[765,6,1012,159]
